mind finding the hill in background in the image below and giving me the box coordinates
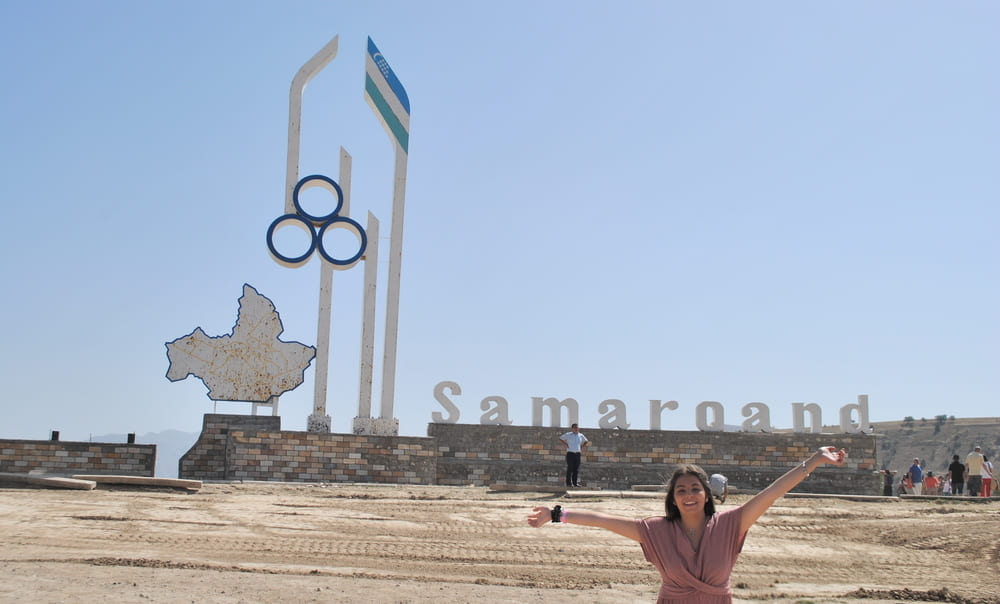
[870,416,1000,476]
[92,430,199,479]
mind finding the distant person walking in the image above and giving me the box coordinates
[900,473,913,495]
[907,458,923,495]
[878,468,897,497]
[966,446,985,497]
[923,472,939,495]
[557,424,589,488]
[947,455,966,496]
[981,455,993,498]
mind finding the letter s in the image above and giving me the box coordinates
[432,381,461,423]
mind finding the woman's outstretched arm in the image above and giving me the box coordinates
[527,506,641,542]
[738,446,848,534]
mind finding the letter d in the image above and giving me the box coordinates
[839,394,870,434]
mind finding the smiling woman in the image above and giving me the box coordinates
[527,446,848,603]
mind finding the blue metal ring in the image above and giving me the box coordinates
[317,216,368,267]
[266,214,317,267]
[292,174,344,226]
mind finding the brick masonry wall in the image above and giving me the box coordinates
[0,439,156,477]
[179,416,879,494]
[180,414,436,484]
[179,414,281,480]
[428,424,880,494]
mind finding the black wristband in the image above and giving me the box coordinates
[550,505,562,523]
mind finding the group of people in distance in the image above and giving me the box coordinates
[880,445,994,497]
[545,423,849,602]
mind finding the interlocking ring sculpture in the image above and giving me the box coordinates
[266,175,367,268]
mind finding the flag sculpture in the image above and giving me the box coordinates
[265,35,410,436]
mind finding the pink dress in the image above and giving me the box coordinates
[635,507,747,603]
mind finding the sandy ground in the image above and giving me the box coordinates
[1,482,998,604]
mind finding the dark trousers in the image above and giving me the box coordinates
[952,480,965,495]
[967,476,982,497]
[565,452,582,486]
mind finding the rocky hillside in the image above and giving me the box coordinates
[869,416,1000,476]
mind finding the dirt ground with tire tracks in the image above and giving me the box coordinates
[1,482,997,604]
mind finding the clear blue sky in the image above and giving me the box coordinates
[1,2,996,442]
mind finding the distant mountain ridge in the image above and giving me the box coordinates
[91,429,199,479]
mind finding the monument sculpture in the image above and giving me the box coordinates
[363,37,411,437]
[164,35,408,437]
[165,284,316,414]
[263,35,410,435]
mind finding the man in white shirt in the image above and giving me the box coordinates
[710,473,729,503]
[557,424,589,487]
[966,445,985,496]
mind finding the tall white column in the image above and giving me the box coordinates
[353,211,380,435]
[375,148,406,435]
[307,149,352,433]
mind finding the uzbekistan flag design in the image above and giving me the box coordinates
[365,37,410,153]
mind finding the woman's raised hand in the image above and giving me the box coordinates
[819,446,848,465]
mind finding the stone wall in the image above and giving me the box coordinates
[429,424,880,494]
[179,414,281,480]
[179,414,436,483]
[0,418,878,494]
[0,439,156,477]
[180,417,878,495]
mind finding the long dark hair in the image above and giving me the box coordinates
[664,464,716,521]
